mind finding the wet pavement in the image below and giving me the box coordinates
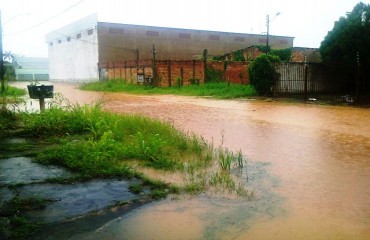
[8,81,370,240]
[0,155,142,223]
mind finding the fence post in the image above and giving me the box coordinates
[168,60,172,87]
[356,52,360,104]
[152,45,157,86]
[304,62,308,101]
[203,49,208,83]
[180,67,184,86]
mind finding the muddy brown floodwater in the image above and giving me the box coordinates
[12,82,370,239]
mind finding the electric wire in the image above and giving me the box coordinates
[6,0,86,36]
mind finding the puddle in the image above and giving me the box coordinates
[0,157,74,185]
[0,155,143,226]
[66,162,284,240]
[20,180,139,222]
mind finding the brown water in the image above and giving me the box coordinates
[12,82,370,239]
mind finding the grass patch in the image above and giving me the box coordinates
[1,85,27,97]
[0,196,49,240]
[80,79,257,99]
[16,97,213,179]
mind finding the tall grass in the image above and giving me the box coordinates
[0,85,26,135]
[80,79,257,99]
[19,97,213,178]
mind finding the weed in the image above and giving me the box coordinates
[236,150,244,169]
[235,183,255,200]
[129,183,143,194]
[218,147,233,172]
[184,182,205,194]
[209,172,236,192]
[0,196,50,240]
[149,189,167,199]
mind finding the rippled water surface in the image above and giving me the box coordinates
[12,82,370,239]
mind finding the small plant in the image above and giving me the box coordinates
[129,183,143,194]
[236,150,244,169]
[176,77,183,87]
[149,189,167,199]
[248,54,280,96]
[218,147,233,172]
[209,172,236,192]
[190,78,199,85]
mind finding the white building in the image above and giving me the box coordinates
[15,57,49,81]
[45,14,98,82]
[46,14,294,82]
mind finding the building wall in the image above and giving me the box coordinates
[291,47,321,63]
[46,14,99,82]
[15,57,49,81]
[46,15,294,82]
[97,22,294,63]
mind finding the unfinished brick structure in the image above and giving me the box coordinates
[100,59,250,86]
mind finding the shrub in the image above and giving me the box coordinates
[270,48,292,62]
[205,65,224,83]
[248,55,279,96]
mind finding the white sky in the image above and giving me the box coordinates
[1,0,368,57]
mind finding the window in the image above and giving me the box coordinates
[87,29,93,35]
[179,33,191,39]
[109,28,124,34]
[49,42,53,46]
[67,37,71,42]
[209,35,220,41]
[279,39,288,44]
[76,33,81,39]
[58,39,62,44]
[146,31,159,36]
[259,38,267,43]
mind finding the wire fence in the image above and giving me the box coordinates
[273,62,369,105]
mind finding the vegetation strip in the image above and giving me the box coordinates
[1,92,251,239]
[80,80,257,99]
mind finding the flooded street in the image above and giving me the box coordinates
[11,82,370,239]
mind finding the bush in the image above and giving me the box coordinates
[248,55,279,96]
[205,65,224,83]
[270,48,292,62]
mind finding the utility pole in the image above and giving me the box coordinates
[266,14,270,54]
[152,45,156,86]
[356,52,360,104]
[0,10,4,93]
[266,12,280,54]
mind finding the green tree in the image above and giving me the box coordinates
[248,54,279,96]
[320,2,370,67]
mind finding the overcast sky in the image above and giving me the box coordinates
[1,0,368,57]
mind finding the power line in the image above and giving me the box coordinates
[6,0,86,36]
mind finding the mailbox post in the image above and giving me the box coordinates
[27,84,54,111]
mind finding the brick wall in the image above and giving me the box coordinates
[225,62,250,84]
[100,59,250,86]
[156,60,205,87]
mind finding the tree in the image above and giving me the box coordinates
[320,2,370,68]
[248,54,280,96]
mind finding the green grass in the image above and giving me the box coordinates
[80,79,257,99]
[0,196,48,240]
[18,97,213,178]
[1,85,27,97]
